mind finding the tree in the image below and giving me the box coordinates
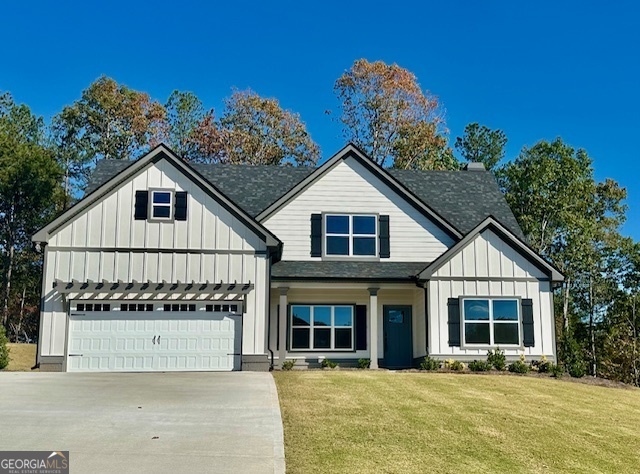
[334,59,451,168]
[50,76,166,193]
[455,123,507,171]
[217,89,320,166]
[163,90,205,159]
[499,138,627,370]
[0,128,63,331]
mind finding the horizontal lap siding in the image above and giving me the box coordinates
[263,158,454,261]
[268,287,425,360]
[41,160,268,357]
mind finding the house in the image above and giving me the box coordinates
[32,144,563,372]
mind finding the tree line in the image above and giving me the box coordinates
[1,59,639,384]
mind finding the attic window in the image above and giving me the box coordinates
[325,214,377,257]
[151,191,173,219]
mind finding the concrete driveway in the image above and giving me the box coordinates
[0,372,285,473]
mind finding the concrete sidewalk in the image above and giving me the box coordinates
[0,372,285,473]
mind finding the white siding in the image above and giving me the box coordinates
[427,229,555,360]
[40,159,269,359]
[262,158,454,262]
[267,285,426,362]
[433,229,546,279]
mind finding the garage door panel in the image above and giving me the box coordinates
[67,301,241,372]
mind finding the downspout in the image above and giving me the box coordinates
[267,254,274,370]
[33,242,47,370]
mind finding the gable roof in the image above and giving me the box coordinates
[32,144,283,254]
[418,216,564,282]
[82,143,525,239]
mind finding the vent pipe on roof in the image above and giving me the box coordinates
[463,162,486,171]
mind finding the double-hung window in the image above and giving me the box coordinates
[290,305,354,350]
[463,298,520,346]
[325,214,377,257]
[151,190,173,220]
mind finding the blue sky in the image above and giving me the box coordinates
[1,1,639,239]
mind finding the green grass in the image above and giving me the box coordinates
[4,343,36,371]
[274,371,640,474]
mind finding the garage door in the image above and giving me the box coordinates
[67,301,242,372]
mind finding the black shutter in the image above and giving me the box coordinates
[276,305,280,351]
[379,215,390,258]
[134,191,148,220]
[310,214,322,257]
[522,299,535,347]
[448,298,461,346]
[174,191,188,221]
[355,305,367,350]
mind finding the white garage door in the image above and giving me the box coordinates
[67,301,242,372]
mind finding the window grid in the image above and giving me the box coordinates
[290,305,354,351]
[462,298,520,346]
[324,214,377,257]
[151,190,173,220]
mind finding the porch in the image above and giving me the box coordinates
[268,283,427,369]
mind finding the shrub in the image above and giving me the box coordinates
[549,363,564,378]
[508,360,531,374]
[321,359,338,369]
[357,358,371,369]
[281,359,296,371]
[533,356,552,374]
[468,360,491,372]
[419,356,441,371]
[0,326,9,370]
[487,348,506,371]
[567,360,587,378]
[444,359,465,371]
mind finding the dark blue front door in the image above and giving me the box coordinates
[383,306,413,369]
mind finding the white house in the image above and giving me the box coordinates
[32,144,562,372]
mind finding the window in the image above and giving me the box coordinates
[463,298,520,346]
[151,190,173,219]
[325,214,377,257]
[120,303,154,312]
[206,304,239,313]
[290,305,354,351]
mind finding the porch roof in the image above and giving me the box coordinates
[271,261,429,282]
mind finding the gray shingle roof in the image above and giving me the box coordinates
[272,261,428,281]
[85,158,523,238]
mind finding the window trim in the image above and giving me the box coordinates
[460,296,522,348]
[148,189,174,222]
[323,213,378,259]
[289,304,355,352]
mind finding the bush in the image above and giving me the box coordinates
[281,359,296,371]
[567,360,587,378]
[321,359,338,369]
[0,326,9,370]
[444,359,465,371]
[468,360,492,372]
[487,348,506,371]
[508,360,531,374]
[357,358,371,369]
[549,363,564,378]
[531,355,551,373]
[419,356,441,371]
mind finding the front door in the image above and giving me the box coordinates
[383,306,413,369]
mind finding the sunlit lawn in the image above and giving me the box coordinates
[4,343,37,371]
[274,371,640,473]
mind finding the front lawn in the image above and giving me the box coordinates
[274,371,640,473]
[4,343,36,371]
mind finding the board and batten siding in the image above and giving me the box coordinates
[39,159,269,358]
[427,229,555,359]
[262,157,454,261]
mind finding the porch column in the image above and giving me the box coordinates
[368,287,379,369]
[278,287,289,367]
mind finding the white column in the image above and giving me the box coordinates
[368,288,379,369]
[278,288,288,368]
